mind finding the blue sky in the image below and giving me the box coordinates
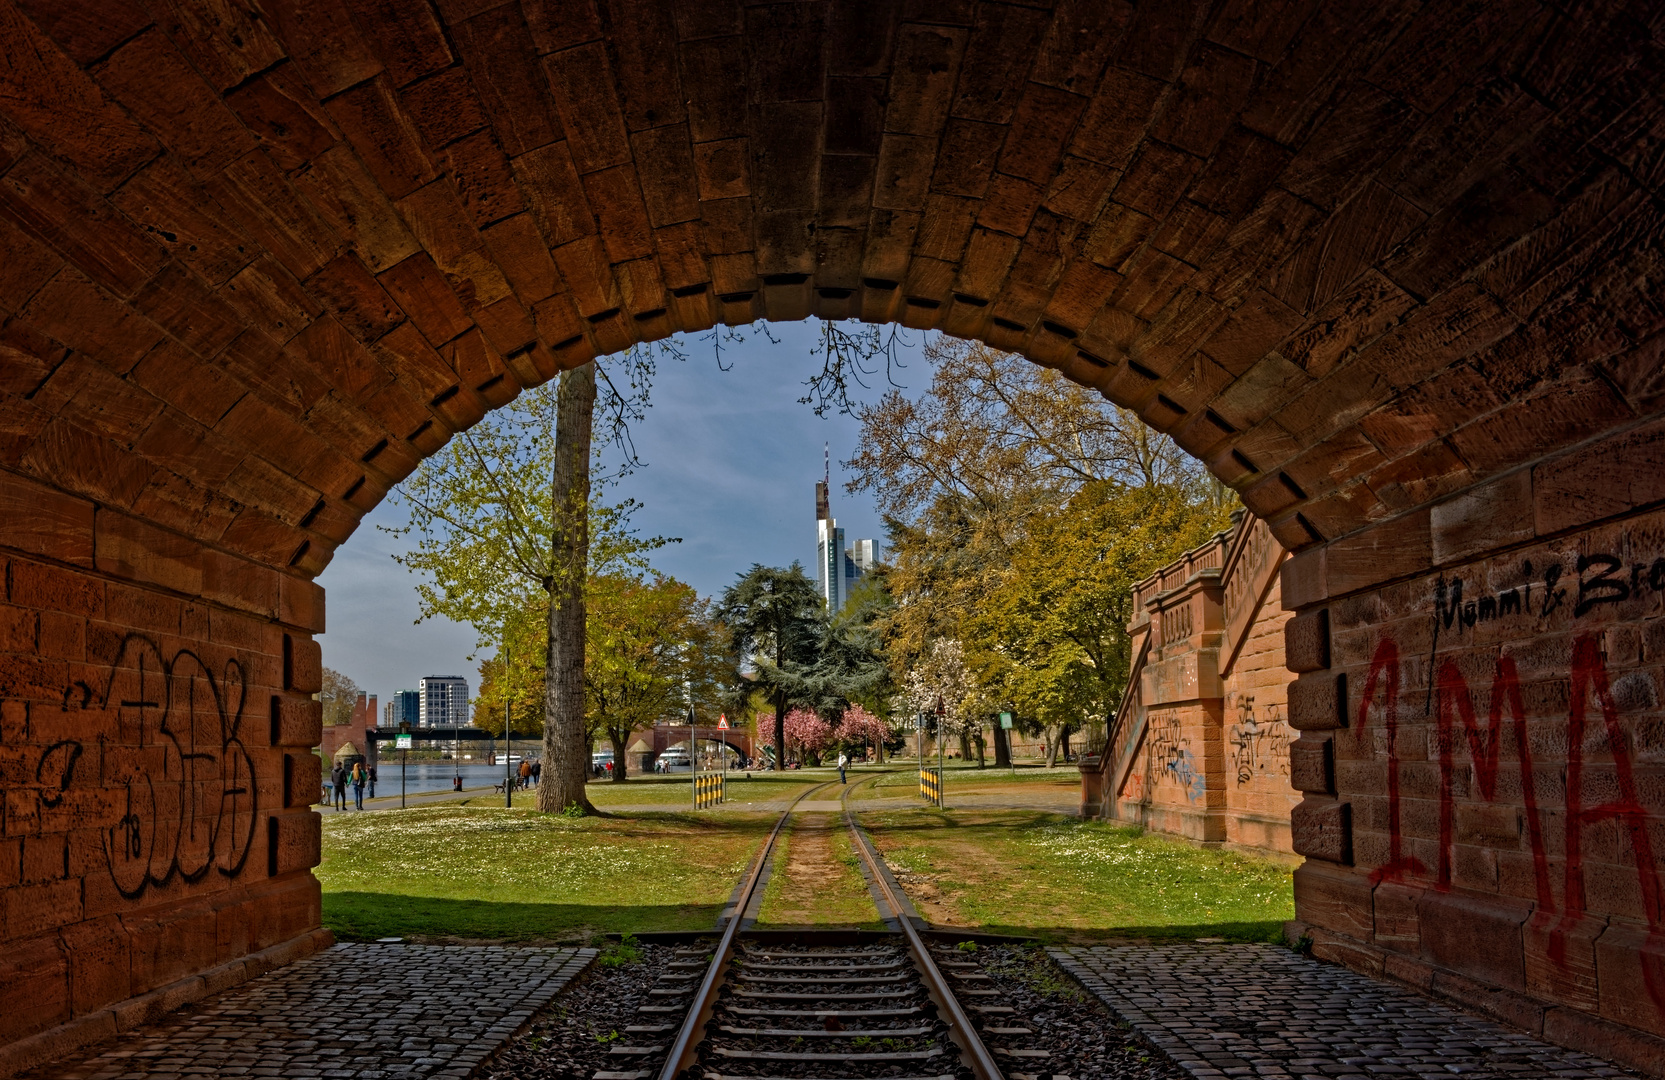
[316,321,917,699]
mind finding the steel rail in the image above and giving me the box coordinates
[842,774,1005,1080]
[655,776,842,1080]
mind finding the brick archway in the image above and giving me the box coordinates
[1,0,1664,1069]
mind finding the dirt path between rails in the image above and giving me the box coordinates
[757,812,882,926]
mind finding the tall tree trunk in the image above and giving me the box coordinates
[773,690,785,772]
[609,729,630,781]
[539,362,596,814]
[993,722,1011,767]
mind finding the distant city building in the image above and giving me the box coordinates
[850,538,879,575]
[815,478,879,615]
[418,676,469,728]
[383,689,420,728]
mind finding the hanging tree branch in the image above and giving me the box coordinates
[801,320,912,417]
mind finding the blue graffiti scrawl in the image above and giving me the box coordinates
[1148,713,1205,802]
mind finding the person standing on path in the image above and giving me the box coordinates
[367,763,376,799]
[519,758,532,790]
[331,763,347,811]
[530,759,541,787]
[351,761,366,810]
[838,751,849,784]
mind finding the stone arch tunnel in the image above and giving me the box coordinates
[0,0,1663,1069]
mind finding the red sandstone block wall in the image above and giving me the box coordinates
[1290,504,1665,1044]
[0,545,323,1048]
[1223,574,1298,852]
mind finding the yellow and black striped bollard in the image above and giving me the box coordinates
[695,772,726,809]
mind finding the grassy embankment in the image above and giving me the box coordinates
[318,805,775,941]
[319,767,1292,945]
[320,773,836,940]
[755,813,884,929]
[858,804,1296,943]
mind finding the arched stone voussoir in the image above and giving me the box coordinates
[1,1,1665,1062]
[0,0,1656,592]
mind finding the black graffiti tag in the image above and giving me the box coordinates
[1575,554,1628,617]
[97,635,258,900]
[36,740,81,808]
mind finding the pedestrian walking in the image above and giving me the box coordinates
[519,758,532,791]
[367,764,376,799]
[530,759,541,786]
[351,760,366,810]
[838,751,849,784]
[331,763,347,811]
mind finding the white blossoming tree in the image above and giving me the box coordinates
[896,639,991,760]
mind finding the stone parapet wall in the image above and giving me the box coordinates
[0,473,325,1054]
[1092,513,1300,854]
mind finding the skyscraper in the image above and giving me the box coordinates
[816,479,846,612]
[384,689,420,728]
[815,465,880,615]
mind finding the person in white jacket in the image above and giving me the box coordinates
[838,752,849,784]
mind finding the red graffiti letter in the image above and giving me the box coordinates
[1561,634,1665,1001]
[1434,656,1551,905]
[1358,638,1425,885]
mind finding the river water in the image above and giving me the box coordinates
[325,760,536,799]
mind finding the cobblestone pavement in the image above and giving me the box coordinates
[25,943,595,1080]
[1051,943,1634,1080]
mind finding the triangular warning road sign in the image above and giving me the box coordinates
[717,714,730,729]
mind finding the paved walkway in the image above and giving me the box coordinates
[25,943,594,1080]
[1051,943,1634,1080]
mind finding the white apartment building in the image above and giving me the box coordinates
[418,675,469,728]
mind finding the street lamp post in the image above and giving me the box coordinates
[687,704,697,810]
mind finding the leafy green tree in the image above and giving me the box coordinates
[318,667,360,727]
[390,371,670,813]
[473,601,546,738]
[848,337,1237,766]
[586,572,728,781]
[713,564,825,770]
[967,482,1231,764]
[799,573,893,720]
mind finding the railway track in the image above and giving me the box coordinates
[588,772,1053,1080]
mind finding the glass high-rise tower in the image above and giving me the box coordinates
[815,480,879,615]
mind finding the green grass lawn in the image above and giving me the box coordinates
[318,805,772,942]
[320,773,1292,946]
[755,815,884,929]
[860,808,1295,943]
